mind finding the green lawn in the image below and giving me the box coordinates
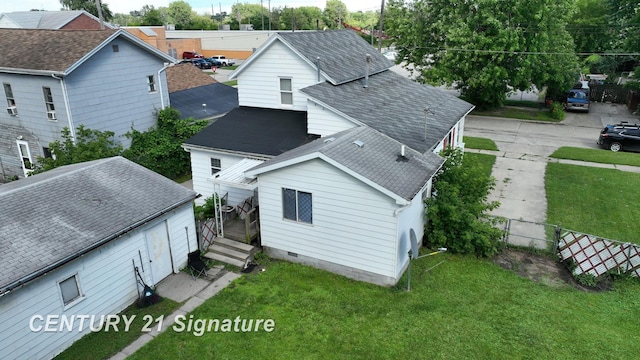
[55,298,181,360]
[546,163,640,243]
[127,257,640,359]
[504,99,545,109]
[472,107,559,122]
[465,152,496,177]
[223,79,238,87]
[464,136,499,151]
[550,146,640,167]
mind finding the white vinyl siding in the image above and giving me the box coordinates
[306,100,358,136]
[0,203,196,360]
[188,148,255,206]
[235,40,323,111]
[257,158,399,277]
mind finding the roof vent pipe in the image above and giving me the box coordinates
[316,57,321,82]
[364,54,371,88]
[401,145,405,157]
[423,107,431,141]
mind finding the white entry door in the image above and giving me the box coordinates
[145,221,173,285]
[16,140,33,177]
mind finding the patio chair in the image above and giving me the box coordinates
[188,251,208,280]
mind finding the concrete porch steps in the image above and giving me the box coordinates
[203,237,259,268]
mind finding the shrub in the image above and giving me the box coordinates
[194,194,224,220]
[425,148,504,257]
[549,102,565,121]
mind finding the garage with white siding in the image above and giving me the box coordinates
[0,157,198,360]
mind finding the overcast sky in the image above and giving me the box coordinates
[4,1,380,17]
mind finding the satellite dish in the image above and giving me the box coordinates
[409,229,418,259]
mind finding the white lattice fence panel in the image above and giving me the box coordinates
[558,231,639,277]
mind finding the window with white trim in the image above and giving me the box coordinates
[59,274,82,306]
[279,78,293,105]
[211,157,221,175]
[147,75,157,93]
[4,83,16,108]
[282,188,312,224]
[43,87,56,120]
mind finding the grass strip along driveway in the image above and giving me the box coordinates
[550,146,640,167]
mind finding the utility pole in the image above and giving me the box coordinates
[94,0,105,30]
[261,0,264,30]
[378,0,385,51]
[268,0,271,33]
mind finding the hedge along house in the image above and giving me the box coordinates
[183,29,474,285]
[0,156,199,360]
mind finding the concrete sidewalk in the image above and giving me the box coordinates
[109,271,241,360]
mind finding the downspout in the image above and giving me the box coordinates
[158,63,172,109]
[52,74,75,141]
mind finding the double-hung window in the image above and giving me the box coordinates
[147,75,157,93]
[282,188,312,224]
[43,87,56,120]
[4,83,17,115]
[211,158,221,175]
[279,78,293,105]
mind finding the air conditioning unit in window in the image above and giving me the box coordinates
[47,110,57,120]
[7,106,17,116]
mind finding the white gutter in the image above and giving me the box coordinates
[158,63,172,109]
[52,74,75,141]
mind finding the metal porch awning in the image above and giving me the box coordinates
[207,158,263,190]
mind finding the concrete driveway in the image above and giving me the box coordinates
[465,102,639,248]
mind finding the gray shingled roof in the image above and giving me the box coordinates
[0,28,173,75]
[301,70,474,153]
[0,10,114,29]
[276,30,393,85]
[170,83,238,120]
[248,127,444,201]
[0,157,198,295]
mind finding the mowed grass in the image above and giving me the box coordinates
[546,163,640,243]
[465,152,496,177]
[55,298,181,360]
[472,107,559,122]
[550,146,640,167]
[128,257,640,360]
[463,136,499,151]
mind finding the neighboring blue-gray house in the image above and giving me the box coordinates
[0,156,199,360]
[0,28,175,181]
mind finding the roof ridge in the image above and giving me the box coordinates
[0,157,120,198]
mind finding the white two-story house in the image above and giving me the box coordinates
[0,28,175,181]
[183,30,474,286]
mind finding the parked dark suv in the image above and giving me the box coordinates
[597,122,640,152]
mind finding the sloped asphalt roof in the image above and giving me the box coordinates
[0,156,198,295]
[276,29,393,85]
[301,70,474,153]
[183,107,319,156]
[248,127,444,201]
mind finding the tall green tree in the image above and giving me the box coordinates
[33,126,123,174]
[386,0,580,109]
[167,0,194,29]
[323,0,349,29]
[59,0,113,21]
[568,0,612,54]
